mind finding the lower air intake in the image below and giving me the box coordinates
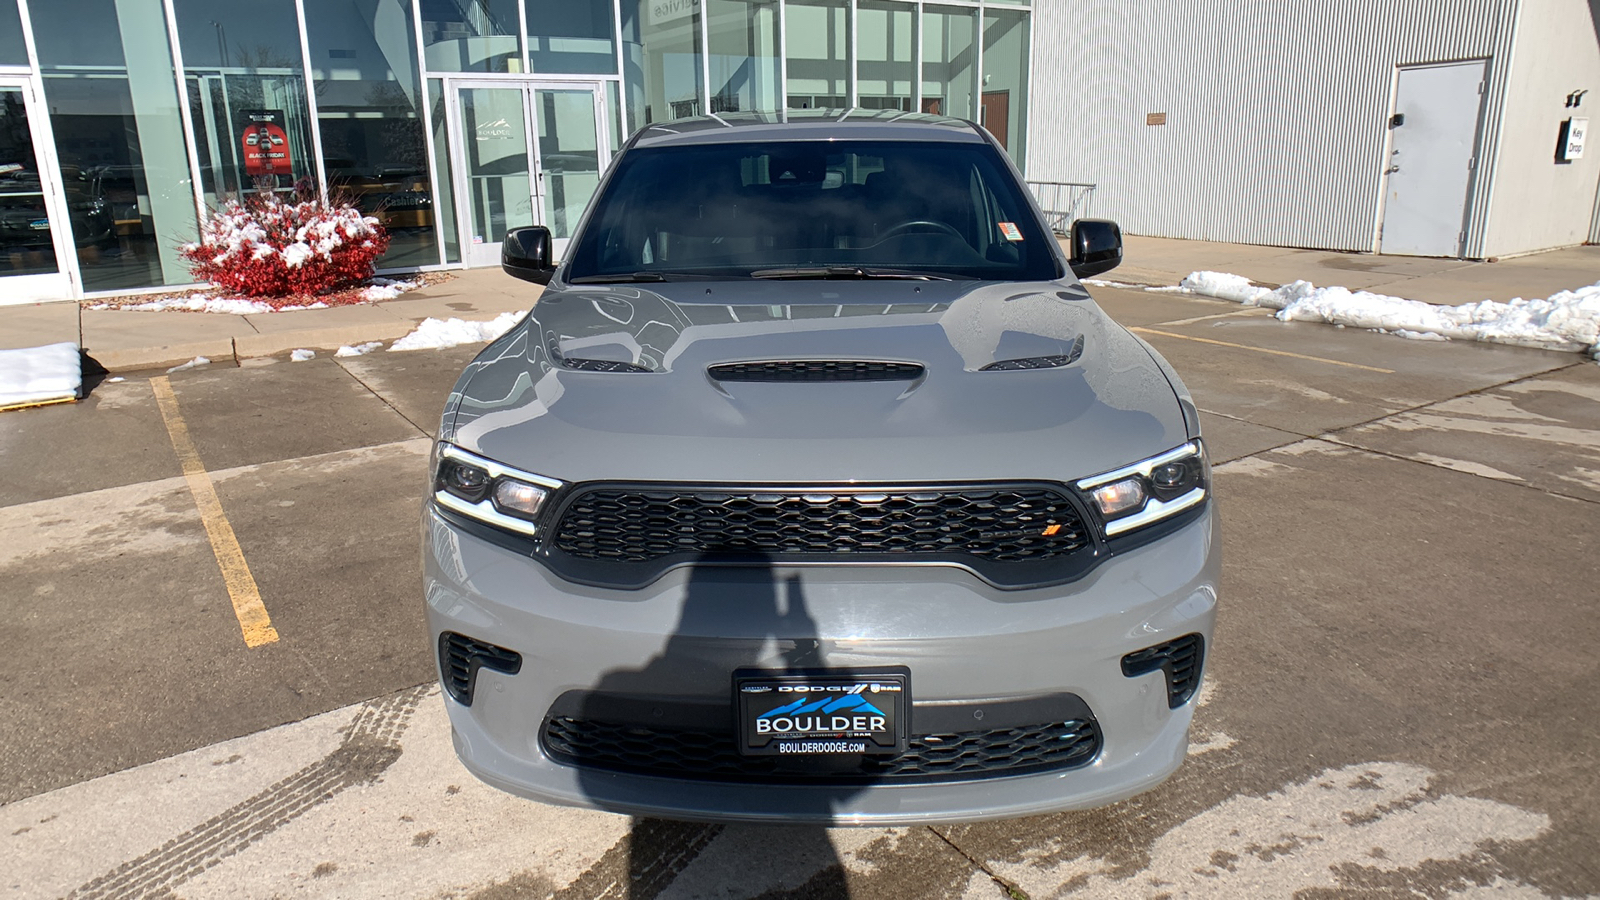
[542,717,1100,784]
[439,632,522,706]
[1121,633,1205,708]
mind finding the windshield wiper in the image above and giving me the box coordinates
[749,266,958,281]
[567,272,669,284]
[567,271,747,284]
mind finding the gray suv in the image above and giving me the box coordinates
[424,111,1219,825]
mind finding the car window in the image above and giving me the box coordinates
[564,140,1060,282]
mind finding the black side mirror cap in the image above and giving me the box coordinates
[1069,219,1122,279]
[502,226,555,285]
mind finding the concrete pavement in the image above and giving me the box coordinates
[0,270,540,371]
[2,283,1597,898]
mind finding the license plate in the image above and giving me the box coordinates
[735,670,909,757]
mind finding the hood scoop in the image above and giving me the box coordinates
[562,357,652,373]
[981,334,1085,372]
[709,360,925,382]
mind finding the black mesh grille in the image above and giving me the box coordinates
[980,335,1085,371]
[551,486,1090,564]
[562,358,651,373]
[439,632,522,706]
[542,717,1100,784]
[708,360,924,382]
[1121,633,1205,708]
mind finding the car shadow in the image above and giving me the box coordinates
[558,557,864,898]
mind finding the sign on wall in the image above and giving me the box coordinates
[1559,117,1587,161]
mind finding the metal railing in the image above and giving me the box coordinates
[1026,181,1096,235]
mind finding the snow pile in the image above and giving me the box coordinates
[0,342,80,408]
[335,341,384,357]
[1180,271,1600,355]
[389,311,525,352]
[167,356,210,373]
[290,349,316,362]
[361,278,423,302]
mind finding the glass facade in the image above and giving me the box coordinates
[172,0,317,206]
[786,0,848,109]
[0,1,27,66]
[856,1,913,111]
[707,0,779,114]
[421,0,523,73]
[0,0,1030,298]
[621,0,703,129]
[528,0,618,74]
[31,0,199,292]
[304,0,439,269]
[921,5,975,119]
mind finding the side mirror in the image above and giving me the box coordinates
[502,226,554,285]
[1069,219,1122,279]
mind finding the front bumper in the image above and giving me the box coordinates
[422,504,1220,825]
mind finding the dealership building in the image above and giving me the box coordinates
[0,0,1596,305]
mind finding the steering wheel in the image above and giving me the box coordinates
[877,219,965,242]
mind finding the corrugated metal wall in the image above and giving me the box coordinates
[1026,0,1521,256]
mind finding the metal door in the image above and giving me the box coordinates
[446,80,609,267]
[0,77,75,304]
[1379,60,1489,257]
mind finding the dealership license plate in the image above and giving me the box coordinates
[735,670,909,757]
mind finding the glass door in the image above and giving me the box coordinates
[0,78,74,304]
[446,80,609,267]
[449,82,538,268]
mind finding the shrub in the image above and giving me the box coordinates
[181,193,390,299]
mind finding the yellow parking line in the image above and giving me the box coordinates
[1131,327,1397,374]
[151,377,279,648]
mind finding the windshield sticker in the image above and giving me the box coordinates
[999,222,1024,241]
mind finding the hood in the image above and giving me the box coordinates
[441,279,1189,485]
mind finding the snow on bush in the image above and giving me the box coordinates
[181,193,390,300]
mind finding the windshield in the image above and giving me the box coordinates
[563,140,1061,282]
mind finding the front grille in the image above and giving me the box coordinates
[1121,633,1205,708]
[708,360,924,382]
[551,486,1090,566]
[562,357,651,373]
[439,632,522,706]
[542,717,1100,784]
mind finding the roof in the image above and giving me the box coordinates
[627,109,986,149]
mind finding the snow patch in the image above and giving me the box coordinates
[166,356,210,374]
[334,342,384,358]
[1180,271,1600,355]
[389,311,526,352]
[289,349,315,362]
[1213,456,1293,478]
[0,342,81,408]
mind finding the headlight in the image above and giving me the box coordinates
[432,443,562,536]
[1077,441,1208,537]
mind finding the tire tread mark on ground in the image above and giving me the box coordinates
[62,686,426,900]
[544,819,724,900]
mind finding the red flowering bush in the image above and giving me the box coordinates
[181,194,390,299]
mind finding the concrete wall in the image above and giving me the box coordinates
[1481,0,1600,256]
[1025,0,1521,257]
